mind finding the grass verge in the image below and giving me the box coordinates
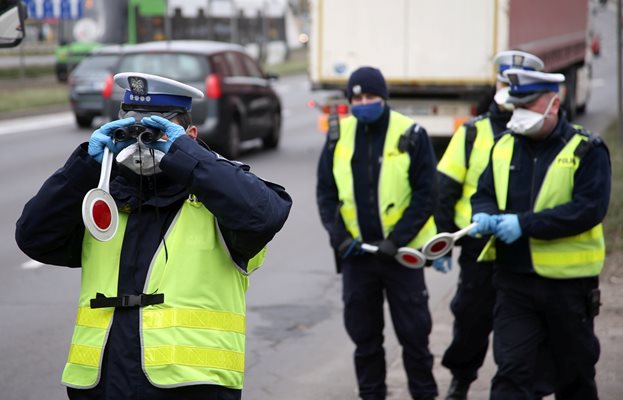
[603,120,623,253]
[263,47,308,77]
[0,64,55,79]
[0,80,68,113]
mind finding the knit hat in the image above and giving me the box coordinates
[346,66,388,101]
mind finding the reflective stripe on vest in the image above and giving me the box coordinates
[333,112,436,248]
[62,199,266,390]
[437,118,494,228]
[479,133,605,278]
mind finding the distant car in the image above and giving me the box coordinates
[55,41,102,82]
[107,40,282,158]
[68,45,124,128]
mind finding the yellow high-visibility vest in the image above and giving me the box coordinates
[62,199,266,389]
[437,117,494,228]
[332,112,436,249]
[479,133,605,278]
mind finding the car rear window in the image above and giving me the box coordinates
[117,53,205,82]
[73,54,120,74]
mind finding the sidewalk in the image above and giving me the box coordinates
[386,251,623,400]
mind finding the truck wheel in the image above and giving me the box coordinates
[563,67,577,121]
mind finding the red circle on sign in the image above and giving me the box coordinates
[93,199,112,230]
[402,254,422,265]
[431,240,449,253]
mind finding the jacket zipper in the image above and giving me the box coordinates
[530,156,538,208]
[366,125,376,209]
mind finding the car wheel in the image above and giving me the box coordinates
[223,122,241,159]
[75,114,94,128]
[262,112,281,149]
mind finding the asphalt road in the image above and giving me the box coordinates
[0,4,620,399]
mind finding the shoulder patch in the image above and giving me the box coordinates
[573,131,604,158]
[464,113,490,127]
[398,123,422,153]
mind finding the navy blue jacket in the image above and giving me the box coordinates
[316,106,437,258]
[15,136,292,400]
[471,114,611,273]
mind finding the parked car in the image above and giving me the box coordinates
[107,40,282,158]
[68,45,124,128]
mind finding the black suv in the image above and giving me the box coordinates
[107,40,282,158]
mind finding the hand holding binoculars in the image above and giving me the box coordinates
[113,124,163,144]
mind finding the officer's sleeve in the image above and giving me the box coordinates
[471,149,500,216]
[316,136,350,249]
[15,144,101,267]
[389,126,437,247]
[159,136,292,268]
[435,125,468,233]
[437,125,467,183]
[435,174,463,233]
[519,142,611,239]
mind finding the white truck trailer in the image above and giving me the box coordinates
[309,0,597,138]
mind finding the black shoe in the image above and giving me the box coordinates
[445,377,471,400]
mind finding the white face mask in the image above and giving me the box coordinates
[116,142,165,176]
[507,95,557,135]
[494,87,514,111]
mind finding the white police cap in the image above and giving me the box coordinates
[114,72,204,112]
[494,50,544,83]
[503,69,565,105]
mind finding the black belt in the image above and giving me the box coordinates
[90,292,165,309]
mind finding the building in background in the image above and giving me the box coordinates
[22,0,308,73]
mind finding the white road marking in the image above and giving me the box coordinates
[21,259,44,270]
[0,112,74,137]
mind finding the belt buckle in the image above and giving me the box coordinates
[122,294,142,307]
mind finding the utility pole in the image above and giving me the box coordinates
[230,0,238,44]
[618,0,623,143]
[164,0,172,40]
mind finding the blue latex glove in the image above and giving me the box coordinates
[338,237,362,259]
[432,256,452,273]
[141,115,186,153]
[88,117,136,163]
[469,213,497,236]
[495,214,522,244]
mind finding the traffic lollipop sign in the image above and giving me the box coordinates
[421,222,477,260]
[81,147,118,241]
[360,243,427,269]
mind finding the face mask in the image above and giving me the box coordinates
[494,87,514,111]
[351,102,385,123]
[507,95,557,135]
[116,142,165,176]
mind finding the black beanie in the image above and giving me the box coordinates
[346,66,388,101]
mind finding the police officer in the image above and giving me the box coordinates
[470,69,611,400]
[435,50,544,400]
[316,66,440,400]
[15,72,292,400]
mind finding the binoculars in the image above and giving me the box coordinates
[113,124,163,144]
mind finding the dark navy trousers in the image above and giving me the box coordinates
[341,254,437,400]
[441,239,495,383]
[491,269,600,400]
